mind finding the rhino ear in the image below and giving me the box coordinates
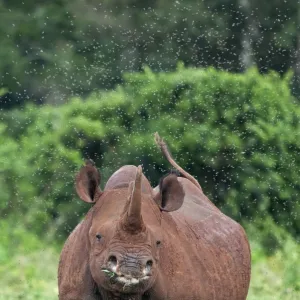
[75,160,102,204]
[154,174,184,212]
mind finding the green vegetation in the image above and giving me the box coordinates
[1,66,299,298]
[0,220,58,300]
[1,66,300,237]
[248,239,300,300]
[246,220,300,299]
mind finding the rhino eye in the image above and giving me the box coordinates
[156,240,161,247]
[96,234,102,240]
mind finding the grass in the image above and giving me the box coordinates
[0,220,299,299]
[0,250,58,300]
[0,220,58,300]
[247,239,300,300]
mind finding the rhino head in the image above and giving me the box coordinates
[75,161,184,297]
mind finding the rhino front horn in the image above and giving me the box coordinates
[120,165,145,233]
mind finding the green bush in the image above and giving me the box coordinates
[1,66,300,240]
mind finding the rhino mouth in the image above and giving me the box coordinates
[115,276,150,291]
[102,268,150,292]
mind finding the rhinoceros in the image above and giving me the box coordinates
[58,133,251,300]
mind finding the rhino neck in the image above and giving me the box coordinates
[99,289,150,300]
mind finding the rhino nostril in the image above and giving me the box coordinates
[146,260,153,268]
[144,259,153,275]
[108,255,118,266]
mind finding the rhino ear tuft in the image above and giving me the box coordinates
[75,160,102,204]
[154,174,184,212]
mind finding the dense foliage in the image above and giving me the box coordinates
[1,0,300,106]
[1,67,300,242]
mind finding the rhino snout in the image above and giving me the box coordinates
[106,253,154,278]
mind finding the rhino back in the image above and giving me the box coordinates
[157,179,251,300]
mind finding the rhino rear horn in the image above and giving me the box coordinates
[75,160,102,203]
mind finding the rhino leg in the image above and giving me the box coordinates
[58,211,98,299]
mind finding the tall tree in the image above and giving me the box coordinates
[238,0,258,70]
[292,2,300,97]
